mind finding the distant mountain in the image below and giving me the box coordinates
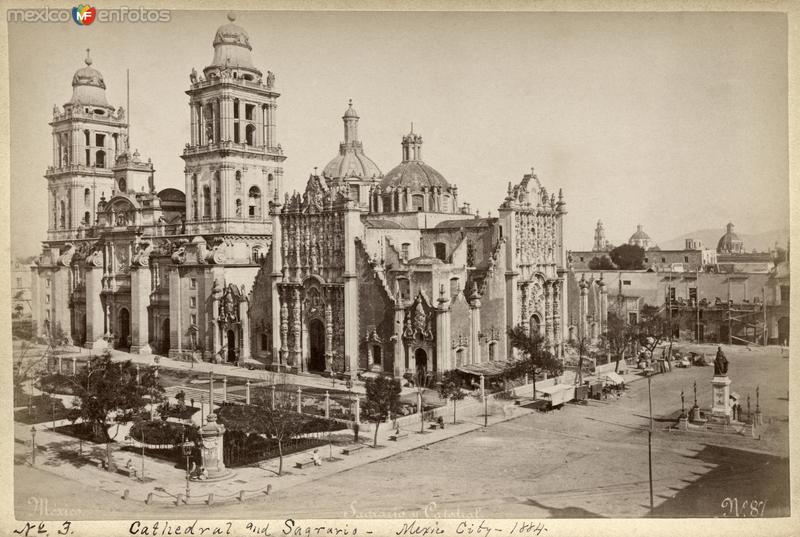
[660,228,789,252]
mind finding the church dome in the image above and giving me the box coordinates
[207,12,258,73]
[717,222,744,254]
[380,129,449,191]
[380,160,449,191]
[629,225,651,242]
[322,100,382,182]
[69,49,110,107]
[323,151,382,181]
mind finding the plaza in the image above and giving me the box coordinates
[14,343,789,519]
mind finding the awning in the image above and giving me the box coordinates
[601,372,625,385]
[730,392,741,401]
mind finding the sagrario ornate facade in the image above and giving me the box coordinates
[32,14,568,382]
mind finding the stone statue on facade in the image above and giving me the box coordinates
[266,71,275,88]
[714,346,728,376]
[190,67,198,84]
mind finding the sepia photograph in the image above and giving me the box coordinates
[3,2,796,535]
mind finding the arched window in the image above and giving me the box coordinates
[248,186,261,218]
[488,342,497,361]
[191,174,198,219]
[214,171,221,219]
[245,124,256,146]
[412,194,425,211]
[84,188,91,206]
[267,173,275,197]
[530,315,542,338]
[397,278,410,300]
[95,150,106,168]
[84,211,91,226]
[202,185,211,218]
[450,277,460,297]
[349,185,360,203]
[59,201,66,228]
[83,130,90,146]
[401,243,410,262]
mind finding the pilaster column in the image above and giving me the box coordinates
[239,299,250,364]
[553,280,563,357]
[579,276,589,340]
[279,289,289,365]
[84,263,106,349]
[393,303,405,376]
[343,209,360,377]
[324,302,333,372]
[545,282,554,352]
[130,263,152,354]
[245,380,251,404]
[292,287,301,367]
[435,287,451,372]
[469,288,482,365]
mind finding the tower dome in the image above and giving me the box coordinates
[717,222,744,254]
[322,100,382,182]
[206,12,260,77]
[69,49,110,108]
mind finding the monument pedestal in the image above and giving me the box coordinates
[710,375,732,423]
[200,413,231,480]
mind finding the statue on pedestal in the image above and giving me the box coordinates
[714,346,728,376]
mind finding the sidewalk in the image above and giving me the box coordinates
[15,397,534,508]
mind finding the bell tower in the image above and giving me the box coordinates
[182,12,284,235]
[46,49,127,241]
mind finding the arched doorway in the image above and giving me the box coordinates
[778,317,790,346]
[308,319,326,372]
[530,314,542,338]
[414,348,428,385]
[161,318,170,355]
[226,330,237,363]
[118,308,130,349]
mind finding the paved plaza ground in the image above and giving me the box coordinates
[13,342,790,519]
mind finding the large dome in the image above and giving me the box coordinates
[323,151,382,181]
[69,50,110,107]
[322,100,382,182]
[380,129,449,190]
[380,160,449,190]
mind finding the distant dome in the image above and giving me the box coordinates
[70,49,110,107]
[628,224,654,249]
[717,222,744,254]
[343,101,359,119]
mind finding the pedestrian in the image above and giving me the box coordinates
[312,449,322,467]
[437,416,445,429]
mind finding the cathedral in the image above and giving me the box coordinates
[31,14,568,382]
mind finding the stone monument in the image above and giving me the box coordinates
[710,346,732,423]
[199,413,230,480]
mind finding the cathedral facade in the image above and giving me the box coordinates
[31,14,568,381]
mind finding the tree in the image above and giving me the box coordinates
[568,336,593,386]
[588,255,616,270]
[251,375,304,477]
[635,304,667,361]
[610,244,646,270]
[363,376,402,448]
[599,311,634,373]
[72,354,164,471]
[508,326,563,399]
[438,371,466,424]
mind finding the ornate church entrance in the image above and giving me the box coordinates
[226,330,237,363]
[117,308,130,349]
[308,319,326,372]
[414,348,428,384]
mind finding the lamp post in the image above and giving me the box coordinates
[481,374,487,428]
[182,428,191,500]
[647,371,654,513]
[30,426,37,465]
[680,388,685,415]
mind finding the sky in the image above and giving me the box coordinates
[8,10,789,259]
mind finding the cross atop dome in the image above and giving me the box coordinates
[85,48,92,66]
